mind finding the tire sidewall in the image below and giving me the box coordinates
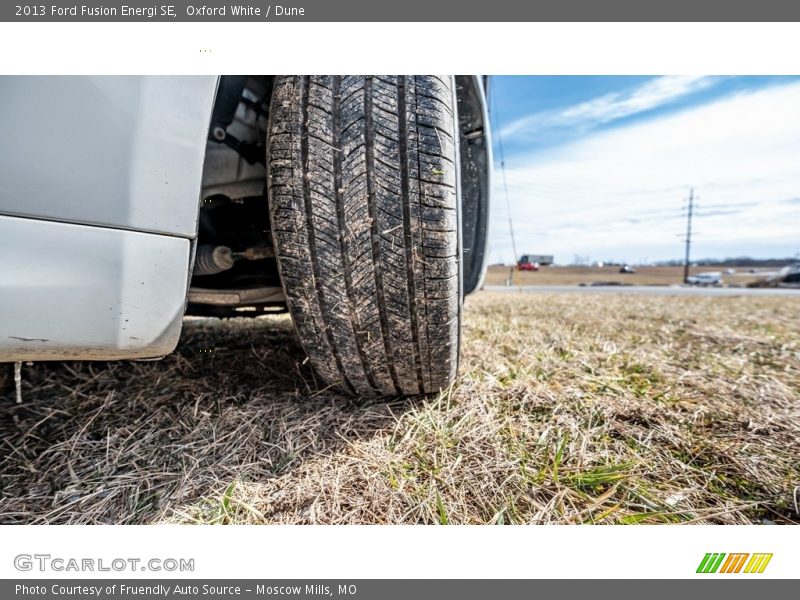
[450,75,465,382]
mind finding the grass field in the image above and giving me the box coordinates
[1,292,798,524]
[482,264,766,287]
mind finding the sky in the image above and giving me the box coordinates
[487,76,800,265]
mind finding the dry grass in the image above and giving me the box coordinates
[483,264,765,287]
[1,292,798,524]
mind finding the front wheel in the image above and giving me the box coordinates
[267,75,462,396]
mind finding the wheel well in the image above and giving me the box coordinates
[187,75,491,317]
[187,76,282,318]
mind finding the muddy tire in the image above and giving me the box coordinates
[267,75,461,396]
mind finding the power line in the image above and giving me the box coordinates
[488,78,518,264]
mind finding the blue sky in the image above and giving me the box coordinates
[488,76,800,264]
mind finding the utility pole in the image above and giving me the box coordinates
[683,188,695,284]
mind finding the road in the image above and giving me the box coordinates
[482,285,800,297]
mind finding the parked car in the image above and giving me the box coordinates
[686,272,723,286]
[619,265,636,274]
[0,75,492,396]
[517,255,540,271]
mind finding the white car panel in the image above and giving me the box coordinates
[0,215,191,361]
[0,76,217,237]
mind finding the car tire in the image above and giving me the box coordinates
[267,75,462,396]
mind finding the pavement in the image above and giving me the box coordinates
[482,285,800,297]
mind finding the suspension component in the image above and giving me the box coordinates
[193,244,275,276]
[232,246,274,261]
[193,245,235,276]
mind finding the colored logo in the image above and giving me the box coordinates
[696,553,773,574]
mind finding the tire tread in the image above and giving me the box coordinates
[268,75,460,395]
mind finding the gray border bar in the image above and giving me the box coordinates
[4,580,798,600]
[4,0,800,22]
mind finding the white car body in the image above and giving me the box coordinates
[0,76,218,360]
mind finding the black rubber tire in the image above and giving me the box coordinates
[267,75,462,396]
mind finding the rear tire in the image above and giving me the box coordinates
[267,75,461,396]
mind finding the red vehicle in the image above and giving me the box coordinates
[517,255,540,271]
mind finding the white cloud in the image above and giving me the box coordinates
[500,76,717,140]
[490,81,800,264]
